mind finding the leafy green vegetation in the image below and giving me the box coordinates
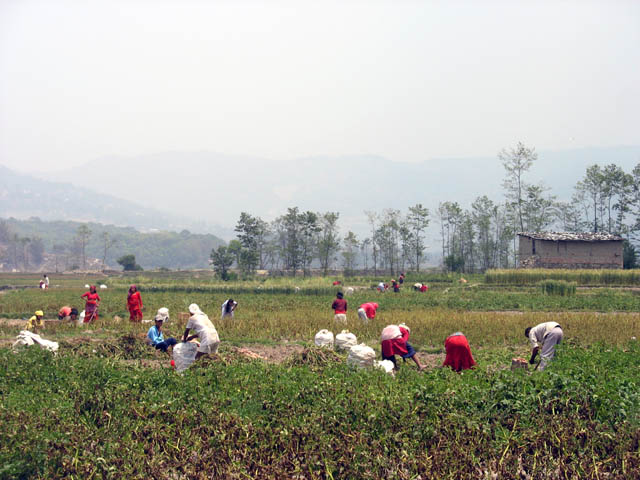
[1,344,638,478]
[539,279,577,296]
[2,272,640,478]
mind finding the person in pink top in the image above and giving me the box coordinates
[357,302,378,323]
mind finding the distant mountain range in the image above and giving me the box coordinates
[23,145,640,243]
[0,165,233,239]
[3,145,640,251]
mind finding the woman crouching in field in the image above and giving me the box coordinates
[380,324,426,371]
[442,332,476,372]
[182,303,220,360]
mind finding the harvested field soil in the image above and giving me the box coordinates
[235,343,305,363]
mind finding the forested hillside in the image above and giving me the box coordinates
[0,217,225,271]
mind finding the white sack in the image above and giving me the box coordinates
[381,325,402,341]
[172,342,198,373]
[374,359,396,375]
[314,329,334,348]
[99,284,108,289]
[347,343,376,368]
[334,330,358,351]
[84,284,90,288]
[345,287,354,295]
[77,310,86,326]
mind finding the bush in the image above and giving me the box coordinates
[539,279,576,296]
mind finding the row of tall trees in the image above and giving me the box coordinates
[213,205,431,277]
[0,221,45,270]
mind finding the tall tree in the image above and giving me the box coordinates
[360,238,371,272]
[52,244,66,273]
[406,203,430,272]
[209,245,234,280]
[342,231,359,276]
[235,212,268,272]
[576,165,604,232]
[317,212,341,276]
[500,142,537,232]
[364,210,379,275]
[76,224,92,269]
[299,211,320,276]
[100,232,116,272]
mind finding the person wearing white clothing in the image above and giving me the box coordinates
[525,321,563,371]
[182,303,220,359]
[221,298,238,319]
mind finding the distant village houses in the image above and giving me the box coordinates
[518,232,623,269]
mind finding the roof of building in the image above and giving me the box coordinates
[518,232,623,242]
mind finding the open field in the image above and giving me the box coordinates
[1,272,639,478]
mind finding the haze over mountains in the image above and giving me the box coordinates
[0,165,232,239]
[2,145,640,248]
[24,145,640,240]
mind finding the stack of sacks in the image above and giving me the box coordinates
[314,329,334,348]
[12,330,59,353]
[334,330,357,351]
[347,343,376,368]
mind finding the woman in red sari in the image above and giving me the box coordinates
[443,332,476,372]
[127,285,143,322]
[81,285,101,323]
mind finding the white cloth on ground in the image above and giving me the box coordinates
[13,330,59,353]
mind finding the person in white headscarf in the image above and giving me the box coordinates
[182,303,220,360]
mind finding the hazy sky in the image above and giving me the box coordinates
[1,0,639,172]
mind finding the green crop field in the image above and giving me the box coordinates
[1,272,639,479]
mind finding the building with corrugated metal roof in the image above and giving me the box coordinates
[517,232,623,269]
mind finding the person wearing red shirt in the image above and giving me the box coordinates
[357,302,378,323]
[331,291,347,323]
[81,285,101,323]
[442,332,476,372]
[380,324,426,371]
[420,284,428,292]
[127,285,144,322]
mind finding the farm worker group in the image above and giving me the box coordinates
[525,321,563,371]
[182,303,220,360]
